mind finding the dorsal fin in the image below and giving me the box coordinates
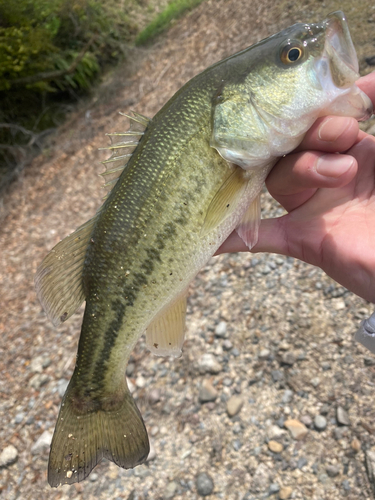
[99,111,151,197]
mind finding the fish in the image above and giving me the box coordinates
[35,11,372,487]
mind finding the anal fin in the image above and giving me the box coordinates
[146,295,187,357]
[235,192,261,250]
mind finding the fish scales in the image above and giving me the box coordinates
[35,11,373,486]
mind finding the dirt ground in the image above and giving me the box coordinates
[1,0,375,499]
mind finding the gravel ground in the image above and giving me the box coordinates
[1,0,375,499]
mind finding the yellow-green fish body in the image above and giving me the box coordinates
[35,11,372,486]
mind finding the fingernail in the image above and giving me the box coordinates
[318,116,349,142]
[316,154,354,177]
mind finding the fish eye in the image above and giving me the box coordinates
[280,43,304,65]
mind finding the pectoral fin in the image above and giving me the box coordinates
[146,295,187,357]
[235,193,261,250]
[201,166,249,236]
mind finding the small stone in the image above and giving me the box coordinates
[314,415,327,431]
[268,440,283,453]
[365,449,375,489]
[280,352,296,366]
[0,445,18,467]
[271,370,284,382]
[351,438,361,452]
[222,339,233,351]
[269,483,280,494]
[281,390,293,404]
[148,389,161,405]
[29,373,49,389]
[342,479,351,491]
[30,356,44,373]
[267,425,285,440]
[232,439,242,451]
[231,347,240,357]
[284,419,308,440]
[196,472,214,496]
[259,349,270,360]
[297,457,308,469]
[198,354,222,374]
[300,415,312,427]
[321,362,331,371]
[226,395,244,417]
[199,380,218,403]
[326,464,340,478]
[31,431,53,455]
[215,321,227,337]
[279,486,293,499]
[89,472,98,482]
[334,427,348,440]
[14,412,25,424]
[337,406,350,426]
[319,473,329,484]
[310,377,320,388]
[164,481,178,500]
[320,403,330,415]
[135,376,146,389]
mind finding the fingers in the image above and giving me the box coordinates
[266,151,358,212]
[295,116,359,153]
[357,71,375,106]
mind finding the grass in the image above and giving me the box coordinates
[135,0,205,46]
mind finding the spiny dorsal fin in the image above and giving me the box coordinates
[146,294,187,358]
[99,111,151,197]
[35,210,102,327]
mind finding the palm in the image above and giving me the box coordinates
[267,136,375,302]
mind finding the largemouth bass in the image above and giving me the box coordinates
[35,11,372,487]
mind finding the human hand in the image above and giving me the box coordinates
[218,72,375,303]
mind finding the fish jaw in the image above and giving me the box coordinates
[315,11,373,121]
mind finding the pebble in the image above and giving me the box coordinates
[351,438,361,452]
[259,349,270,360]
[268,440,283,453]
[199,380,218,403]
[164,481,178,499]
[279,486,293,499]
[232,439,242,451]
[31,431,53,455]
[29,356,44,373]
[0,445,18,467]
[321,362,331,371]
[252,463,271,492]
[337,406,350,426]
[284,419,308,440]
[280,352,296,366]
[342,479,351,491]
[135,376,146,389]
[126,362,135,376]
[14,412,25,424]
[89,472,98,482]
[267,425,285,440]
[281,390,293,404]
[269,483,280,494]
[215,321,227,337]
[271,370,284,382]
[326,464,340,477]
[148,389,161,405]
[297,457,308,469]
[226,395,243,417]
[300,415,312,427]
[222,339,233,351]
[197,354,222,374]
[29,373,49,389]
[314,415,327,431]
[310,377,320,388]
[196,472,214,496]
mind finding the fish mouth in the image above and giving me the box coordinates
[316,11,373,121]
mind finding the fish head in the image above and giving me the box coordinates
[211,11,373,170]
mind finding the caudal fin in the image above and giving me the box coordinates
[48,382,149,487]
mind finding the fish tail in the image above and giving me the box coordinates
[48,378,149,487]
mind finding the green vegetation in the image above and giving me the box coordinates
[135,0,204,46]
[0,0,206,189]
